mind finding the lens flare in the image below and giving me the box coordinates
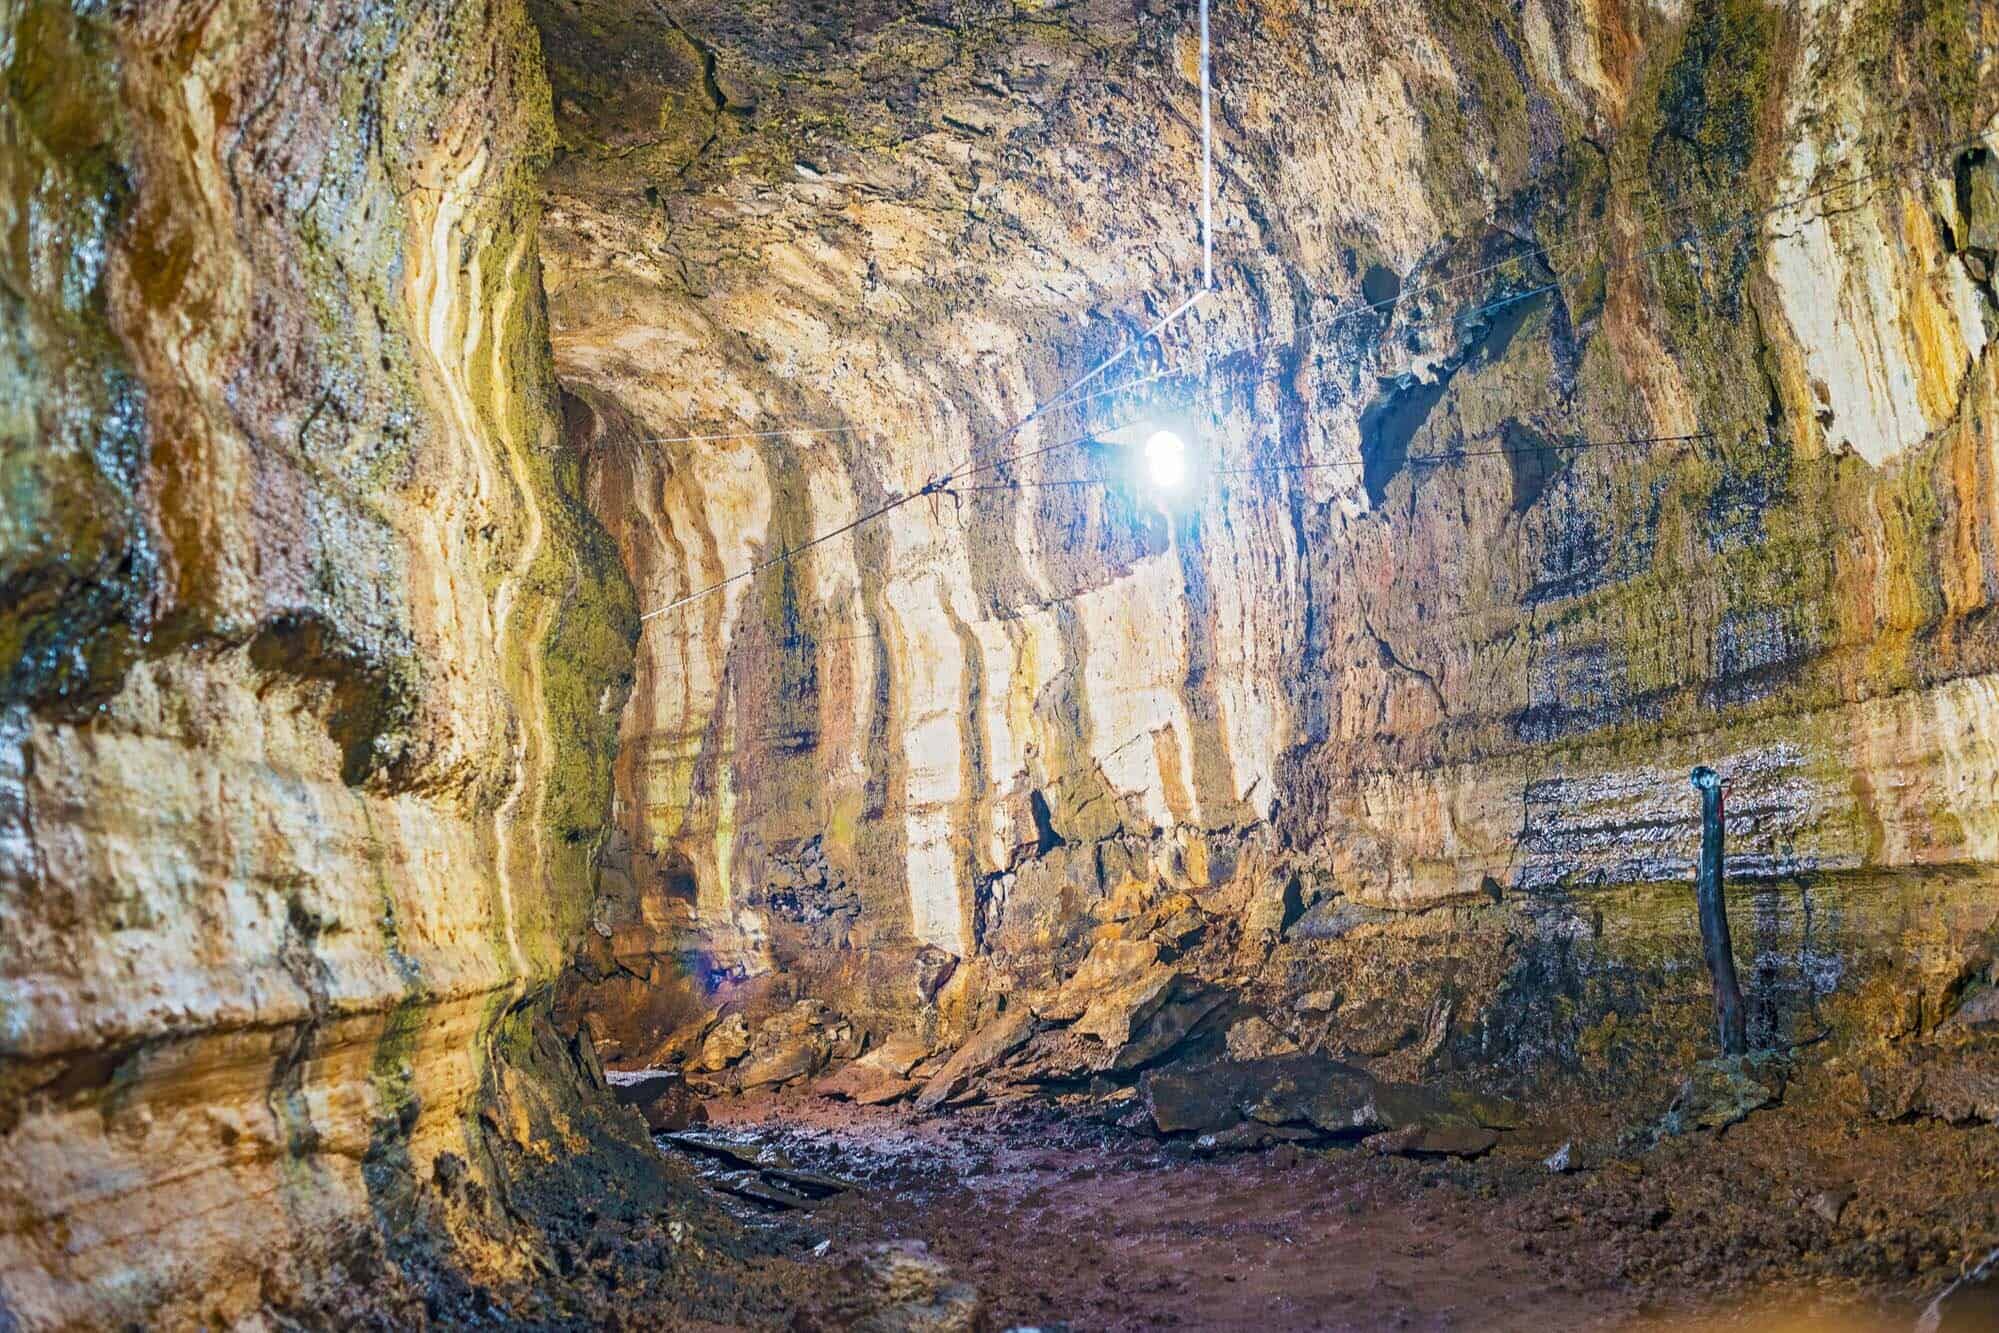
[1144,429,1188,490]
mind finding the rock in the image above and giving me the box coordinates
[763,1165,855,1199]
[1286,897,1379,942]
[1127,893,1205,947]
[720,1176,814,1210]
[1225,1015,1300,1061]
[1035,938,1162,1023]
[869,1034,935,1077]
[855,1076,923,1106]
[1807,1185,1854,1226]
[1244,872,1305,942]
[648,1010,722,1066]
[662,1131,790,1170]
[913,947,960,1005]
[1963,152,1999,255]
[1544,1142,1573,1173]
[737,1037,826,1090]
[815,1038,932,1104]
[914,1010,1039,1111]
[1143,1053,1524,1143]
[1942,987,1999,1031]
[1919,1065,1999,1124]
[1108,988,1226,1071]
[1656,1054,1786,1137]
[1144,1060,1255,1134]
[853,1241,981,1332]
[1363,1124,1498,1158]
[1070,961,1179,1043]
[699,1013,752,1071]
[1298,990,1341,1014]
[606,1068,678,1105]
[607,1069,708,1131]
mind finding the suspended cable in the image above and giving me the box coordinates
[946,431,1713,492]
[633,114,1990,620]
[609,106,1980,456]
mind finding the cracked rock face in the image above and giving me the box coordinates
[0,1,642,1326]
[7,0,1999,1324]
[535,0,1999,1069]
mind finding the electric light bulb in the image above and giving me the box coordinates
[1144,429,1188,490]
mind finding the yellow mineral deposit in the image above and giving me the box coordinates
[4,0,1999,1328]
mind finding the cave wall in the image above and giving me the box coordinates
[531,0,1999,1070]
[0,0,639,1325]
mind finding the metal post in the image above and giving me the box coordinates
[1690,766,1747,1055]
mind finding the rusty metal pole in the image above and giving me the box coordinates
[1690,766,1747,1055]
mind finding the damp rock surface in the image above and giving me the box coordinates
[4,0,1999,1328]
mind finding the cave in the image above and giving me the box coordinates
[6,1,1999,1329]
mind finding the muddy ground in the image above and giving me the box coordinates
[630,1090,1999,1331]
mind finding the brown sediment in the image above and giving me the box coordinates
[8,0,1999,1327]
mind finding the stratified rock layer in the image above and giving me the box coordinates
[7,0,1999,1324]
[0,2,645,1326]
[536,0,1999,1084]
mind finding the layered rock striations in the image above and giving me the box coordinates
[0,2,656,1326]
[7,0,1999,1323]
[533,0,1999,1098]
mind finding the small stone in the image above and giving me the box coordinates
[1298,990,1340,1014]
[1225,1015,1300,1061]
[1808,1186,1855,1226]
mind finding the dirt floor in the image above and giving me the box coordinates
[649,1091,1999,1331]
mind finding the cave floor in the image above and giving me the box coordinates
[653,1092,1999,1330]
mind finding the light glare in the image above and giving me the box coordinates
[1144,429,1188,490]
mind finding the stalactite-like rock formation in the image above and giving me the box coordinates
[536,0,1999,1103]
[0,3,661,1326]
[7,0,1999,1326]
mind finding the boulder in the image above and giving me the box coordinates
[1655,1053,1786,1137]
[1035,938,1163,1023]
[1143,1053,1523,1143]
[1107,988,1225,1071]
[815,1033,935,1102]
[914,1010,1038,1111]
[698,1013,751,1071]
[607,1069,708,1132]
[737,1036,826,1090]
[1072,964,1181,1049]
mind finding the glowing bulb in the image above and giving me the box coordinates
[1144,429,1188,490]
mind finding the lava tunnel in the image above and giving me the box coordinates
[6,0,1999,1329]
